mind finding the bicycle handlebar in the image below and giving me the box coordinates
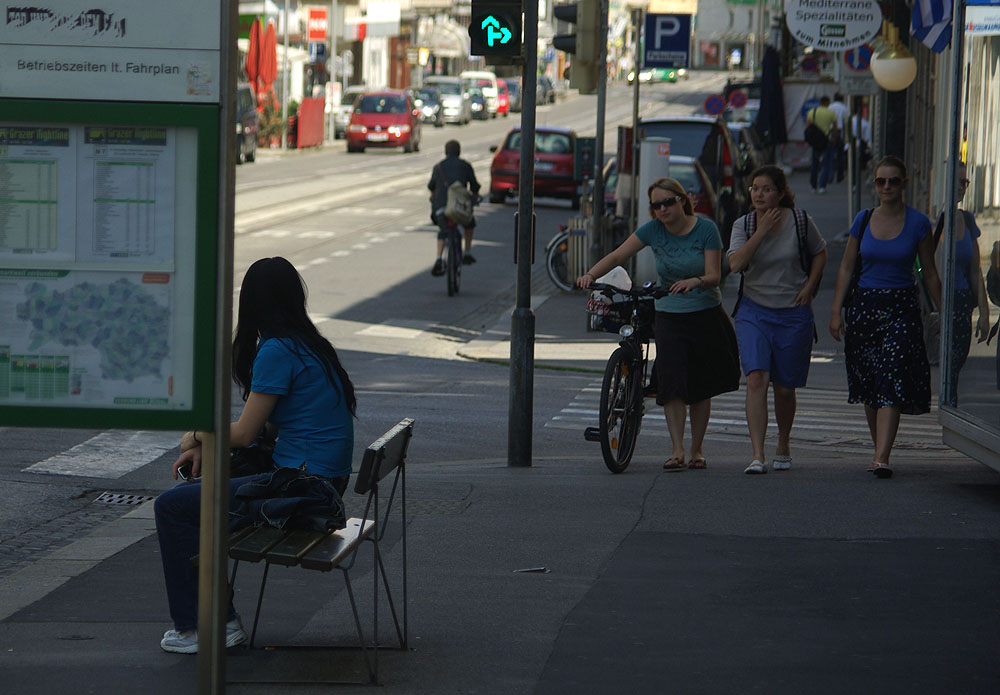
[588,282,671,299]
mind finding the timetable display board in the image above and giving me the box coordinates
[0,1,223,429]
[0,104,218,429]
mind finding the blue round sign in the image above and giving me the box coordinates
[704,94,725,115]
[728,89,748,109]
[844,44,873,72]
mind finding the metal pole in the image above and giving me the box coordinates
[197,1,236,692]
[281,1,290,149]
[940,0,966,406]
[509,0,539,468]
[590,1,609,262]
[629,8,642,239]
[329,0,338,142]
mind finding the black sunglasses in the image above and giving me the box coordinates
[873,176,903,188]
[650,196,681,210]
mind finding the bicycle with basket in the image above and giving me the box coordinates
[584,279,669,473]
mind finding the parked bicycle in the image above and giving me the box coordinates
[584,281,668,473]
[545,225,574,292]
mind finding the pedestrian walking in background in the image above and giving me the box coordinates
[829,156,941,479]
[806,96,838,194]
[829,93,850,182]
[155,257,357,653]
[429,140,481,275]
[932,162,990,405]
[577,177,740,471]
[728,166,827,474]
[848,106,873,178]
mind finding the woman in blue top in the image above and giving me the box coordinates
[577,177,740,471]
[933,163,990,405]
[154,257,357,653]
[829,156,941,478]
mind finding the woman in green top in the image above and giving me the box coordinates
[578,177,740,470]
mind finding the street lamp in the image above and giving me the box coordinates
[870,21,917,92]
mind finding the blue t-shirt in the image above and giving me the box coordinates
[951,212,980,291]
[850,205,930,289]
[251,337,354,478]
[635,216,723,313]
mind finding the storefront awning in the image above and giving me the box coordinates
[419,18,470,59]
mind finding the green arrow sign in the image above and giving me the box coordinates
[481,15,512,46]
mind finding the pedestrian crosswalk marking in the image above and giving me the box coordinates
[548,382,947,449]
[24,431,182,479]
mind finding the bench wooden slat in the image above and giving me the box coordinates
[299,518,374,572]
[229,527,292,562]
[264,529,332,567]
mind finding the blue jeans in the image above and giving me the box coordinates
[810,146,834,190]
[154,473,268,631]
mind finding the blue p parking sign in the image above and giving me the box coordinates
[644,13,691,68]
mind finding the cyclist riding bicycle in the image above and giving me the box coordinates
[429,140,481,276]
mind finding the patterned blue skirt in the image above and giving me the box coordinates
[845,286,931,415]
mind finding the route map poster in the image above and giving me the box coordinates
[0,122,196,411]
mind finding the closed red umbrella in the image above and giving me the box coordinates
[246,18,261,101]
[260,21,278,101]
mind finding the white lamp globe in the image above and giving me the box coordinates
[870,46,917,91]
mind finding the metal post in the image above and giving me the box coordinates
[508,0,539,468]
[197,2,236,691]
[629,8,642,241]
[281,1,290,149]
[329,0,338,142]
[590,1,609,262]
[940,0,967,406]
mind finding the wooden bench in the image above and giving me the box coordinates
[227,418,413,684]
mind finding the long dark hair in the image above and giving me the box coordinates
[750,165,795,208]
[232,257,357,416]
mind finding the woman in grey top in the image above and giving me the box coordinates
[728,166,827,474]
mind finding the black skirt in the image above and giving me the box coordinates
[845,286,931,415]
[653,305,741,405]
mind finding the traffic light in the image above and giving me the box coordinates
[552,0,601,94]
[469,0,523,58]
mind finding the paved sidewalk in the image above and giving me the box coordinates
[2,173,998,694]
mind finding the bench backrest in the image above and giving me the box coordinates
[354,418,414,495]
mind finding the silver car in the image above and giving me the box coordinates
[333,85,368,139]
[424,77,471,125]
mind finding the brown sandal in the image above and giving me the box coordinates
[688,457,707,469]
[663,457,686,470]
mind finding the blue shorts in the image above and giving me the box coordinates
[734,296,814,389]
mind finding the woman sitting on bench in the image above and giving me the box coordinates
[155,256,357,654]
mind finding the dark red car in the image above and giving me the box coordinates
[346,89,421,153]
[489,126,579,208]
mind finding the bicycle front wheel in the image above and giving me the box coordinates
[545,231,574,292]
[599,346,643,473]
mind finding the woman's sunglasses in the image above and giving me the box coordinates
[873,176,903,188]
[650,196,681,210]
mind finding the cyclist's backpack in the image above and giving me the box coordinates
[445,181,474,226]
[731,208,820,340]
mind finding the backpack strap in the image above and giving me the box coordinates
[731,212,757,317]
[792,208,810,275]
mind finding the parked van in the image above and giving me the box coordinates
[235,82,258,164]
[460,70,498,118]
[424,76,472,125]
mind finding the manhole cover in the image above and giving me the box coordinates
[94,492,156,506]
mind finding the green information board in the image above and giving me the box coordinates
[0,3,224,430]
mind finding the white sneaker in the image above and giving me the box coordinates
[159,619,246,654]
[817,187,827,194]
[744,460,767,474]
[772,455,792,471]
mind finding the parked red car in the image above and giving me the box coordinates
[489,126,580,208]
[346,89,421,153]
[496,79,510,117]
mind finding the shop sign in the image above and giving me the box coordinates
[966,5,1000,35]
[785,0,882,51]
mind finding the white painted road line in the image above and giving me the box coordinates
[23,431,183,479]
